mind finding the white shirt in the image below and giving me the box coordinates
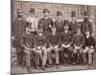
[26,16,38,32]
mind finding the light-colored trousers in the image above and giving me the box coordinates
[83,47,95,64]
[35,47,48,66]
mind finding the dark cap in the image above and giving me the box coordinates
[43,9,49,13]
[17,9,22,13]
[64,20,69,26]
[57,11,62,16]
[84,11,88,17]
[29,8,35,14]
[71,11,76,18]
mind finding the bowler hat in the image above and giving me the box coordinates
[43,9,49,13]
[57,11,62,16]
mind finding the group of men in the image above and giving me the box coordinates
[12,8,95,72]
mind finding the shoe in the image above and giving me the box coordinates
[41,65,46,70]
[55,64,59,69]
[27,67,32,73]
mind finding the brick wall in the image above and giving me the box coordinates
[12,1,96,36]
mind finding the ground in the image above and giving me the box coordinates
[11,64,96,74]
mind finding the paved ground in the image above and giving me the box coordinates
[11,48,96,74]
[11,64,96,74]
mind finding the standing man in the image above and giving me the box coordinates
[26,8,38,35]
[83,31,95,65]
[55,11,64,33]
[72,26,85,65]
[38,8,53,34]
[69,11,78,34]
[81,11,93,35]
[34,27,48,70]
[47,26,61,68]
[60,20,73,65]
[12,9,26,66]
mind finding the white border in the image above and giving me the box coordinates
[0,0,97,75]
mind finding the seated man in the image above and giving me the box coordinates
[72,26,85,65]
[34,27,48,70]
[47,26,61,68]
[60,21,73,65]
[83,31,95,65]
[20,23,35,73]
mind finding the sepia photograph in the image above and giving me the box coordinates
[11,0,96,74]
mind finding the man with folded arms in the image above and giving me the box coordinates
[60,20,73,65]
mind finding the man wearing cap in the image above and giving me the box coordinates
[72,26,85,64]
[38,9,53,34]
[12,9,26,66]
[55,11,64,33]
[81,11,93,35]
[69,11,78,34]
[60,20,73,65]
[47,26,61,68]
[82,31,95,65]
[26,8,38,35]
[20,23,35,72]
[34,27,48,70]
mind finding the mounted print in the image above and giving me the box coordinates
[11,0,96,74]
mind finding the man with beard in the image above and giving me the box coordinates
[81,11,93,35]
[38,9,53,34]
[12,9,26,66]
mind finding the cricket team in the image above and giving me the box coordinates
[12,8,95,72]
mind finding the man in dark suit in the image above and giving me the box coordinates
[55,11,64,33]
[72,26,85,64]
[60,21,73,65]
[47,26,61,68]
[69,11,78,34]
[12,9,26,66]
[81,11,93,35]
[38,9,53,34]
[34,27,48,70]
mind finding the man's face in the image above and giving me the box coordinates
[25,29,31,35]
[38,28,43,34]
[17,12,22,18]
[84,16,88,21]
[64,25,69,31]
[72,17,76,23]
[85,31,90,37]
[77,29,81,34]
[44,12,48,17]
[57,15,62,20]
[51,28,56,34]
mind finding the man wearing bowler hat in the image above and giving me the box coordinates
[60,20,73,65]
[12,9,26,66]
[69,11,78,35]
[38,8,53,34]
[26,8,38,35]
[81,11,93,35]
[55,11,64,33]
